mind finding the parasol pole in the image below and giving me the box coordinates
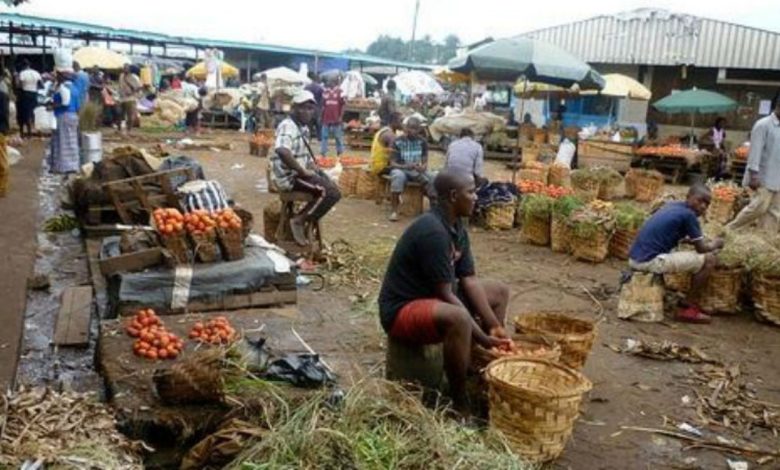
[512,76,528,185]
[690,112,695,147]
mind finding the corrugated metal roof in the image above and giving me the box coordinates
[518,8,780,70]
[0,12,432,70]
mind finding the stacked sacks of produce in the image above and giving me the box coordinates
[155,89,199,125]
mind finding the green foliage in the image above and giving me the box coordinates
[552,195,584,220]
[522,194,553,221]
[362,34,461,65]
[614,202,648,231]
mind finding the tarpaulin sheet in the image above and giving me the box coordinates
[428,110,507,141]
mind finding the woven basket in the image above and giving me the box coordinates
[752,274,780,326]
[548,166,571,188]
[548,132,562,146]
[700,267,743,314]
[707,197,735,225]
[485,358,592,462]
[518,168,548,184]
[609,228,637,260]
[522,214,550,246]
[338,167,360,196]
[573,180,599,203]
[522,144,540,163]
[598,182,622,201]
[514,312,596,370]
[634,175,664,202]
[563,126,579,141]
[550,217,570,253]
[217,228,245,261]
[190,231,219,263]
[160,233,191,265]
[664,272,691,293]
[485,203,516,231]
[472,335,562,371]
[533,129,547,145]
[262,201,281,243]
[624,170,637,198]
[356,170,379,200]
[570,227,611,263]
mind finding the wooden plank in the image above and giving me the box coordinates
[117,287,297,317]
[53,286,93,347]
[99,248,164,277]
[86,238,109,319]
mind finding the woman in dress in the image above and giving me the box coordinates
[48,70,80,174]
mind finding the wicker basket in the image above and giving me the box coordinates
[514,312,596,370]
[338,167,360,196]
[752,274,780,326]
[356,170,379,200]
[569,227,611,263]
[217,228,245,261]
[634,174,664,202]
[533,129,547,145]
[518,168,548,184]
[707,197,735,225]
[699,267,743,314]
[548,132,562,146]
[485,203,516,231]
[262,200,281,243]
[550,217,570,253]
[472,335,562,371]
[522,144,540,163]
[190,230,219,263]
[485,358,592,462]
[522,214,550,246]
[573,180,599,203]
[598,182,622,201]
[548,165,571,188]
[609,228,637,260]
[160,233,191,265]
[624,170,637,198]
[664,272,691,292]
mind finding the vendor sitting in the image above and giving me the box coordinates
[378,170,511,412]
[271,90,341,245]
[388,116,435,222]
[628,184,724,323]
[445,128,486,185]
[370,111,403,176]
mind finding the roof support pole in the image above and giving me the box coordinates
[246,51,252,82]
[147,43,152,56]
[8,22,13,61]
[42,29,47,71]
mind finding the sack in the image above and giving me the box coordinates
[178,180,230,213]
[618,272,664,322]
[554,140,576,168]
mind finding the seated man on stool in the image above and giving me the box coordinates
[378,170,511,412]
[271,90,341,245]
[628,184,724,323]
[388,116,435,221]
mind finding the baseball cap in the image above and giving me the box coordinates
[292,90,316,105]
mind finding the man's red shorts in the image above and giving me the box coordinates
[389,299,442,344]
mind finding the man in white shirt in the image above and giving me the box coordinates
[16,59,41,138]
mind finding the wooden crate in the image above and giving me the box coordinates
[102,168,196,224]
[577,140,636,173]
[99,247,164,276]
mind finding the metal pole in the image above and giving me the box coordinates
[512,77,528,185]
[42,30,47,71]
[409,0,420,59]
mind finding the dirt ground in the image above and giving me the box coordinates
[12,129,780,469]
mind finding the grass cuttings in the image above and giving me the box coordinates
[521,194,553,222]
[591,166,623,187]
[714,227,780,273]
[569,207,616,239]
[570,168,600,188]
[552,195,584,221]
[322,238,396,289]
[614,202,648,231]
[223,379,532,470]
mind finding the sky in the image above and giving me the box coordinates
[2,0,779,53]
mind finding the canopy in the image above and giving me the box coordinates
[653,89,737,114]
[513,80,578,97]
[391,70,444,96]
[73,46,129,70]
[448,37,604,90]
[433,66,470,85]
[186,60,239,79]
[259,66,311,85]
[582,73,651,100]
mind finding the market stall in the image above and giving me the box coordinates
[634,144,712,183]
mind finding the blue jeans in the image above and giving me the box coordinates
[320,123,344,156]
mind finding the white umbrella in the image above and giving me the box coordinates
[258,67,311,85]
[390,71,444,96]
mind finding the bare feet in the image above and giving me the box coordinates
[290,218,308,246]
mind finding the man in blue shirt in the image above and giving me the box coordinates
[388,117,434,221]
[628,184,724,323]
[72,61,90,111]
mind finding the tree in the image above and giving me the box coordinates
[359,34,461,65]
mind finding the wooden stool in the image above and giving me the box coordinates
[275,191,323,259]
[385,337,445,392]
[379,175,425,217]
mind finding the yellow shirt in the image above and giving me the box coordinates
[370,127,393,175]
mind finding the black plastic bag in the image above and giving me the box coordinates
[263,353,335,388]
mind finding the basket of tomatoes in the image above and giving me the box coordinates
[215,208,244,261]
[184,210,219,263]
[152,208,192,265]
[708,183,740,224]
[126,308,185,361]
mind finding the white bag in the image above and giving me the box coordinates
[34,106,56,131]
[554,139,576,168]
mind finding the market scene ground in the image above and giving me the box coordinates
[1,5,780,470]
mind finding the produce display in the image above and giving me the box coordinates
[614,203,648,231]
[153,208,185,236]
[125,309,185,361]
[552,195,585,220]
[733,145,749,161]
[316,156,338,168]
[188,316,237,345]
[636,145,705,159]
[711,182,740,203]
[184,210,217,236]
[215,208,243,231]
[518,180,574,198]
[340,156,369,167]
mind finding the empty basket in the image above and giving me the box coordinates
[514,312,597,369]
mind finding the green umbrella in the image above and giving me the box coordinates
[448,37,605,89]
[653,89,737,114]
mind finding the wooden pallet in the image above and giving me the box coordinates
[102,168,196,224]
[577,140,636,173]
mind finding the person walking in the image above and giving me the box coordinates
[118,64,142,131]
[319,77,345,157]
[305,71,324,136]
[15,59,41,139]
[727,92,780,233]
[379,79,397,126]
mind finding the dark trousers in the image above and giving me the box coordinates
[291,170,342,222]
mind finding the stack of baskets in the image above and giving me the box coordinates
[484,358,592,462]
[338,167,361,197]
[634,170,665,202]
[518,164,548,184]
[355,169,379,200]
[484,203,516,231]
[471,334,561,371]
[752,274,780,326]
[514,312,597,370]
[707,197,735,225]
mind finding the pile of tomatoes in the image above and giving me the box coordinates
[316,156,337,168]
[733,146,749,161]
[153,208,185,237]
[188,316,237,345]
[712,184,740,203]
[340,156,368,167]
[543,185,574,199]
[183,210,217,236]
[126,309,184,360]
[518,180,574,199]
[215,209,242,232]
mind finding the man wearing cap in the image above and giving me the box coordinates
[272,90,341,245]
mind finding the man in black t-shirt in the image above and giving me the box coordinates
[378,170,511,412]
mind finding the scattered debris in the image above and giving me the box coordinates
[727,459,749,470]
[621,426,780,458]
[26,274,50,291]
[617,338,721,364]
[320,238,394,289]
[43,214,79,233]
[677,422,703,437]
